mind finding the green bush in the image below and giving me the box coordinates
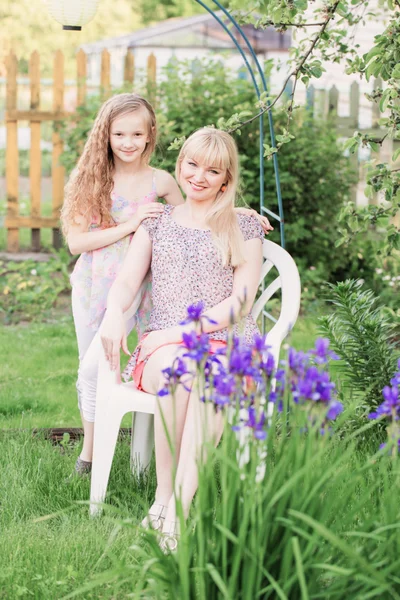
[319,279,400,419]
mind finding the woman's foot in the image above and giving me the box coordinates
[141,503,167,531]
[159,520,180,553]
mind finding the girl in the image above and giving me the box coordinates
[62,94,272,476]
[61,93,184,474]
[100,127,264,550]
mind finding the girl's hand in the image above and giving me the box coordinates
[236,207,274,235]
[100,310,130,371]
[127,202,164,232]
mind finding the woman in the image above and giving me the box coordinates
[100,127,264,550]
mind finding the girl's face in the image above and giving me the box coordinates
[109,109,150,164]
[180,156,227,203]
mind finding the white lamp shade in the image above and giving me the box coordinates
[46,0,100,30]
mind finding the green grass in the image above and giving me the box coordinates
[0,311,318,430]
[0,430,156,599]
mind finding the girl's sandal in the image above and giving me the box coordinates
[141,504,167,531]
[159,521,180,553]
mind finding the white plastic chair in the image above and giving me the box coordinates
[89,240,301,515]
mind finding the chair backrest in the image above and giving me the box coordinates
[251,240,301,352]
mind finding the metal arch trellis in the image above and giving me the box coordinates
[193,0,285,251]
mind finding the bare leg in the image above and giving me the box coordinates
[141,345,192,506]
[163,383,224,530]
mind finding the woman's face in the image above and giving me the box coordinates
[109,109,150,165]
[180,156,227,203]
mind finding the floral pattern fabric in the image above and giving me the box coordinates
[70,187,156,334]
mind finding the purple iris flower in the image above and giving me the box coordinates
[158,357,192,397]
[211,372,237,409]
[180,301,218,326]
[229,344,255,377]
[369,384,400,420]
[259,352,275,377]
[253,333,270,355]
[287,348,310,374]
[182,331,210,363]
[245,406,268,440]
[326,400,344,420]
[312,338,340,364]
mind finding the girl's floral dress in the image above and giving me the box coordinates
[70,184,157,337]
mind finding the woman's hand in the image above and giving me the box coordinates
[138,329,175,362]
[236,207,274,235]
[126,202,164,233]
[100,310,130,371]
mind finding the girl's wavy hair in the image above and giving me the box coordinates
[175,127,245,267]
[61,93,156,235]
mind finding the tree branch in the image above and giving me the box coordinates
[228,0,341,134]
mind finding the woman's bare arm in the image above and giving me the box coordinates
[100,226,153,368]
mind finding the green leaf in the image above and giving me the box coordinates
[206,563,231,598]
[291,537,309,600]
[392,64,400,79]
[369,141,380,152]
[379,90,390,112]
[392,147,400,162]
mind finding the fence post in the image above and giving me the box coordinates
[124,51,135,88]
[101,49,111,98]
[30,51,41,251]
[5,51,19,253]
[77,49,87,107]
[52,50,65,249]
[147,53,156,105]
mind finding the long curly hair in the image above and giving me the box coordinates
[61,93,157,235]
[175,128,245,267]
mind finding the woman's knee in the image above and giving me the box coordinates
[141,345,184,394]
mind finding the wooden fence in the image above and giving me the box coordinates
[3,48,156,253]
[1,49,396,252]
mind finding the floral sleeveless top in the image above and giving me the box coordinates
[70,172,156,334]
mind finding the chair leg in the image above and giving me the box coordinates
[131,412,154,475]
[90,405,122,517]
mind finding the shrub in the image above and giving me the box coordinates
[319,279,400,418]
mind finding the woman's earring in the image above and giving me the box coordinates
[220,184,227,193]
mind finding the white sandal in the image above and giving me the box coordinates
[159,521,180,553]
[141,503,167,531]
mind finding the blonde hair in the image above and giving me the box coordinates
[61,93,157,235]
[175,127,245,267]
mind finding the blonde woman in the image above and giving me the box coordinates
[100,128,264,548]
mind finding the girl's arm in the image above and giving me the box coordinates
[139,238,263,357]
[155,170,185,206]
[100,226,153,369]
[67,204,163,255]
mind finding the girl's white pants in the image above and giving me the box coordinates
[71,288,139,423]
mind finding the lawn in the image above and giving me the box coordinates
[0,311,319,598]
[0,312,318,430]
